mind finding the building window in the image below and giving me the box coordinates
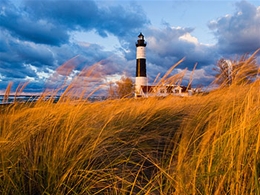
[160,89,165,93]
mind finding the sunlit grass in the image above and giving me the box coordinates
[1,82,259,194]
[1,53,260,194]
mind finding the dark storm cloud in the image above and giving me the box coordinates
[0,62,37,79]
[0,0,149,93]
[1,0,259,94]
[95,3,148,38]
[23,0,99,31]
[0,0,149,46]
[0,0,69,46]
[208,0,260,55]
[0,30,55,78]
[24,82,46,93]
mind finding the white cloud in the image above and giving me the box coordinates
[257,6,260,17]
[0,74,4,81]
[25,76,35,81]
[179,33,199,44]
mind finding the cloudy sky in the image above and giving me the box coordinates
[0,0,260,95]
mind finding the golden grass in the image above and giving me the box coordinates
[0,79,260,195]
[1,51,260,194]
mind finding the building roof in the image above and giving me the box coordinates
[140,85,155,93]
[138,32,144,38]
[140,85,191,94]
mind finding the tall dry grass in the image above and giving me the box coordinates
[0,53,260,194]
[1,81,259,194]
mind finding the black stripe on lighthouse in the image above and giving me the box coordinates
[136,59,146,77]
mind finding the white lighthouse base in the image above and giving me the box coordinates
[135,77,148,98]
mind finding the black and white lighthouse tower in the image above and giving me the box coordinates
[135,33,147,97]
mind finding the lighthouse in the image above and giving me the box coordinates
[135,33,147,97]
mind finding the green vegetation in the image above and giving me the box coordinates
[0,51,260,194]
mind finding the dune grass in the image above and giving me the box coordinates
[1,51,260,194]
[0,79,260,195]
